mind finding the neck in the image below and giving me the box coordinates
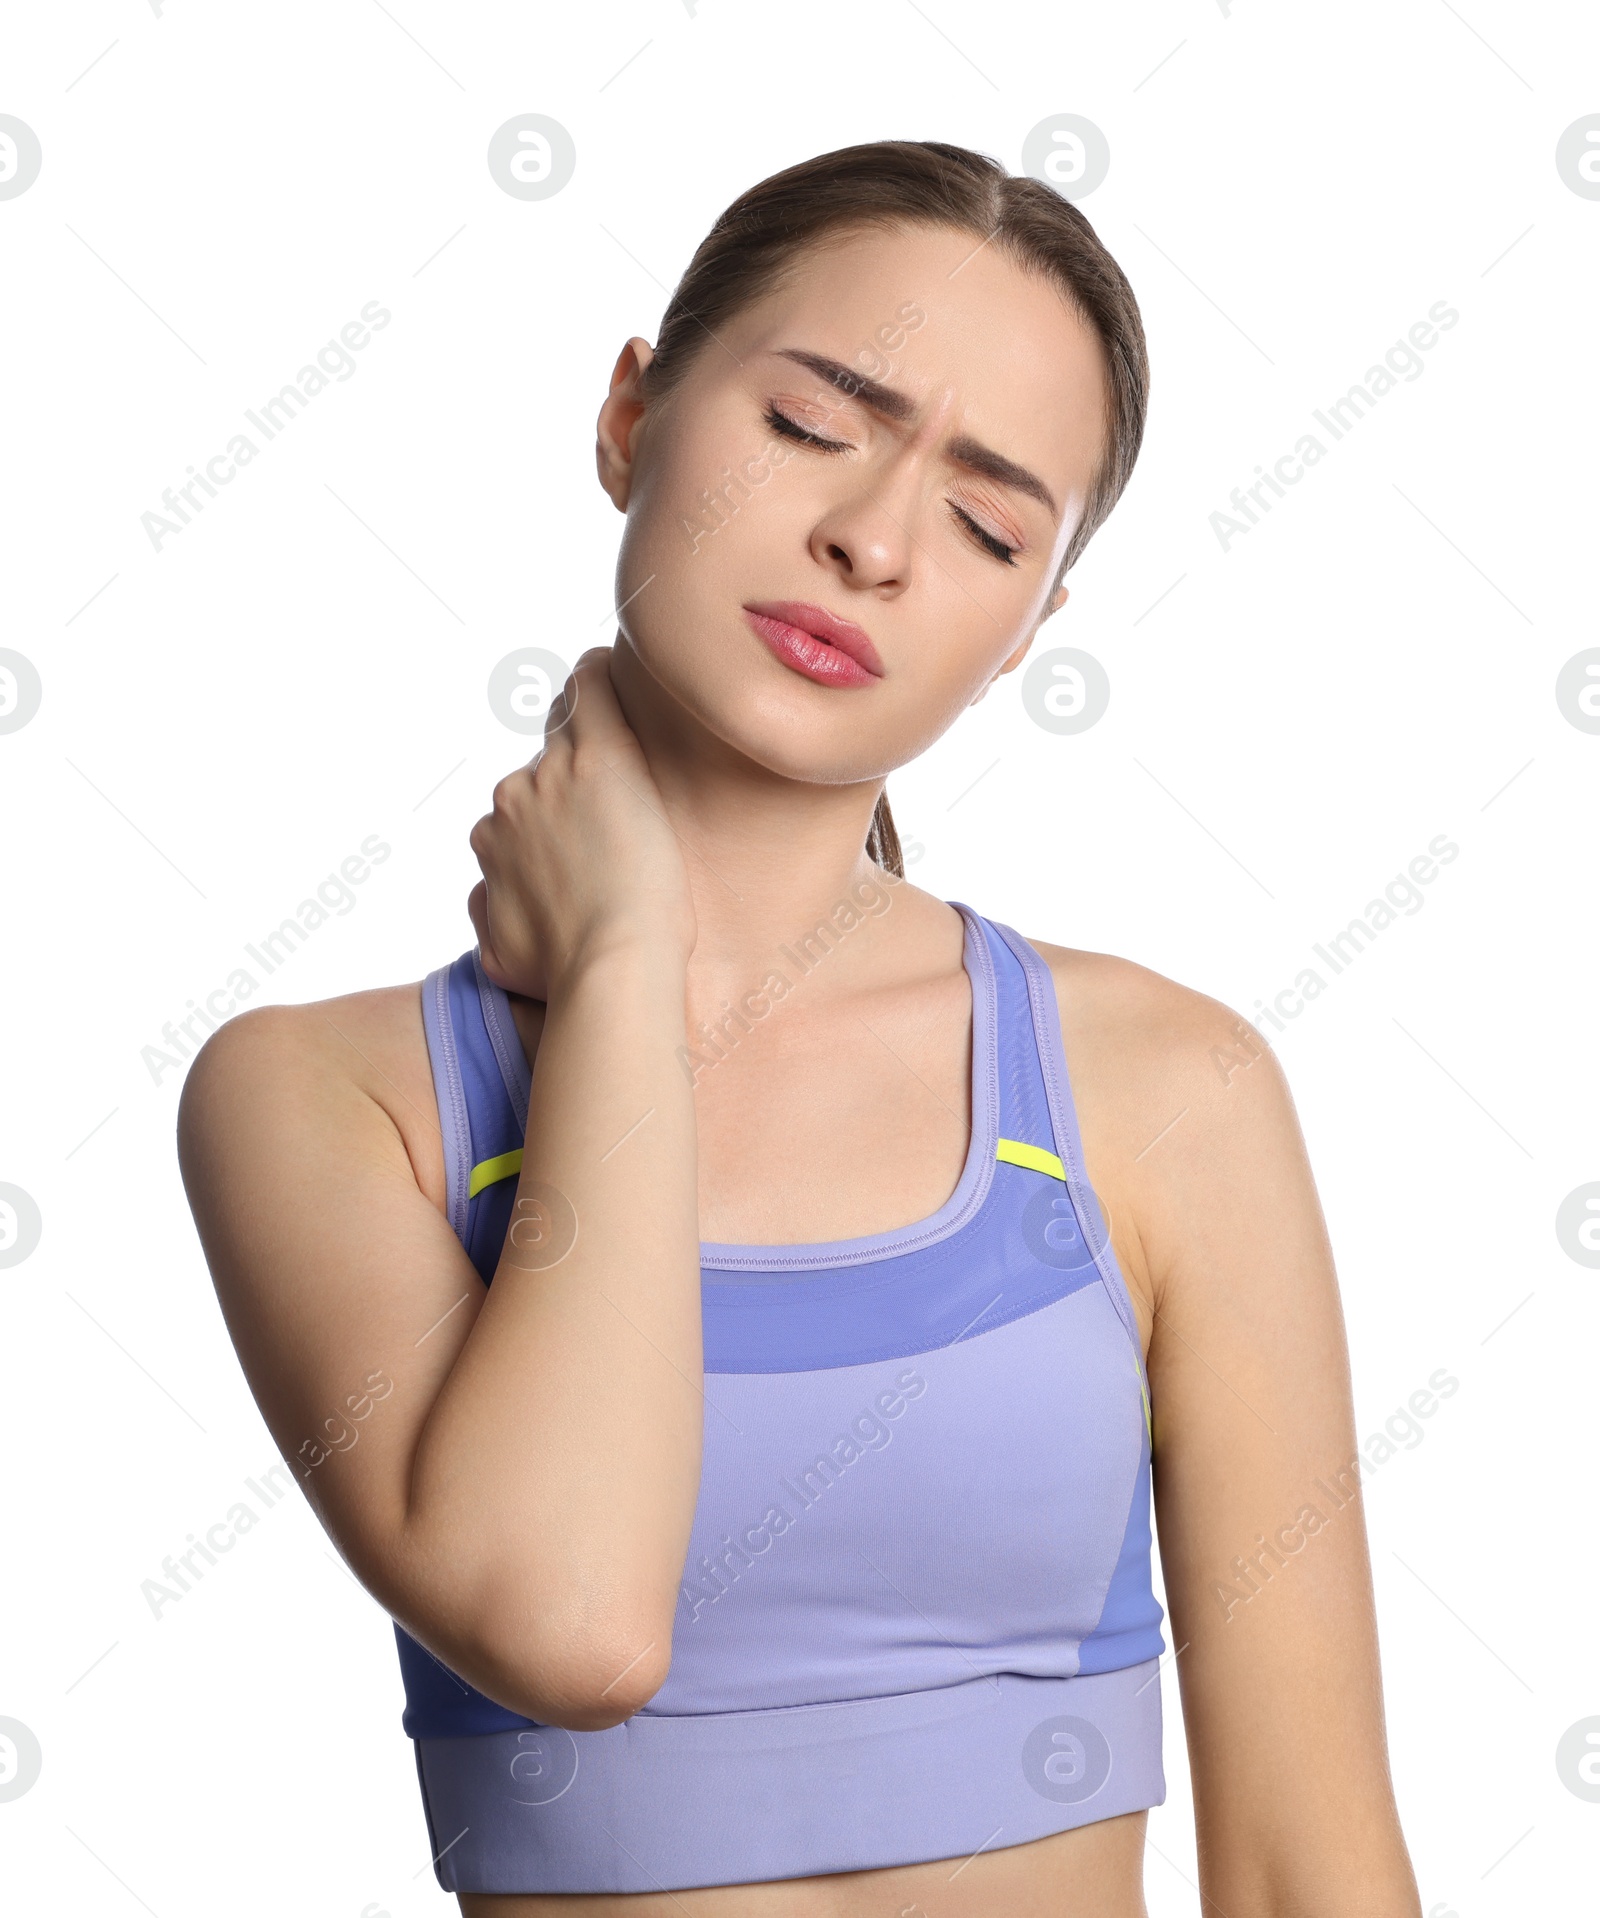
[605,634,906,998]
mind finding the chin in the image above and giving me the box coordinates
[618,607,908,789]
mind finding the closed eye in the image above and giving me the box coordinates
[948,502,1018,566]
[764,402,1020,566]
[763,403,850,452]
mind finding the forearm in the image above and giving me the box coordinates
[404,945,702,1717]
[1197,1803,1421,1917]
[1176,1553,1423,1918]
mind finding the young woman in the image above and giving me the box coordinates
[178,142,1424,1916]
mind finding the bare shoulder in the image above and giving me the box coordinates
[1019,936,1314,1316]
[1023,937,1270,1082]
[177,980,446,1218]
[173,978,498,1608]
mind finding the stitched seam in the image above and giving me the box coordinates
[989,922,1145,1363]
[472,947,531,1133]
[1004,927,1155,1455]
[424,965,473,1244]
[633,1670,1005,1722]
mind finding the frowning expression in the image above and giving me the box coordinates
[599,221,1111,785]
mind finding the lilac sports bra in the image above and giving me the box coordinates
[396,901,1165,1895]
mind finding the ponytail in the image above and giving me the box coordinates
[866,790,904,879]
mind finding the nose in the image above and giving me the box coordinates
[805,384,955,595]
[806,479,914,595]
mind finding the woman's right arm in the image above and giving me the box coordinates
[177,653,705,1734]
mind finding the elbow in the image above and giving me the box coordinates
[392,1523,678,1733]
[475,1614,674,1733]
[547,1638,673,1731]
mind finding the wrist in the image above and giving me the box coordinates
[548,927,690,1005]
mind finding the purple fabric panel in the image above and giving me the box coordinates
[986,919,1145,1354]
[435,953,526,1279]
[420,964,470,1242]
[395,1267,1140,1739]
[1076,1447,1165,1671]
[699,1168,1104,1372]
[657,1282,1143,1715]
[978,909,1059,1160]
[984,919,1164,1671]
[444,952,519,1163]
[414,1658,1165,1895]
[472,946,531,1132]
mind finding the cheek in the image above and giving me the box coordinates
[618,410,756,590]
[616,423,807,668]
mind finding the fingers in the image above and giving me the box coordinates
[532,650,595,761]
[469,839,546,997]
[556,647,634,753]
[541,677,577,752]
[527,647,636,778]
[465,878,498,972]
[473,643,643,872]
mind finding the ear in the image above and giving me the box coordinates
[595,337,655,512]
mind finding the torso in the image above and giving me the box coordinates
[366,911,1158,1344]
[321,896,1161,1916]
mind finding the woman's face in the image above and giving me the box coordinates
[598,220,1111,787]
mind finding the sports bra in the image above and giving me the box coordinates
[397,901,1165,1896]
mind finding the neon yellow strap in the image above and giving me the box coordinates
[468,1148,524,1198]
[472,1139,1065,1197]
[994,1137,1066,1181]
[465,1131,1154,1446]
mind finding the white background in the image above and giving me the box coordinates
[2,2,1596,1913]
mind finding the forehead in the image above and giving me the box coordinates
[720,222,1109,499]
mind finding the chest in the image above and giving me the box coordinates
[685,966,975,1246]
[405,921,1166,1738]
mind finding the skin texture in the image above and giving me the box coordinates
[177,222,1423,1917]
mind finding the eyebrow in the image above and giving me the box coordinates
[771,347,1059,520]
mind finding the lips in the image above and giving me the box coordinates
[742,600,884,689]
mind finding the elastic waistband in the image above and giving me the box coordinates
[412,1660,1166,1895]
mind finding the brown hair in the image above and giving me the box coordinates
[636,139,1149,879]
